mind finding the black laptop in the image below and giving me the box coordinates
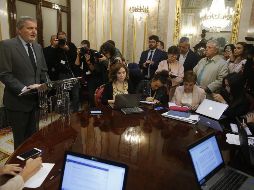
[109,94,143,114]
[59,151,128,190]
[188,134,254,190]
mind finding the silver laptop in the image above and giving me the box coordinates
[59,151,128,190]
[110,94,143,114]
[188,134,254,190]
[196,99,228,120]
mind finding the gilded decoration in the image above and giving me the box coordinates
[173,0,181,44]
[230,0,243,43]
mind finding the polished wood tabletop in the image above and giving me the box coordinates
[5,105,214,190]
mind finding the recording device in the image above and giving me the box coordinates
[16,148,42,161]
[80,47,103,59]
[58,38,66,46]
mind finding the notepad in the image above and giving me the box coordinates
[24,163,55,188]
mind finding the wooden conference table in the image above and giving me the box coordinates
[5,105,215,190]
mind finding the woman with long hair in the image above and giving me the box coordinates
[101,63,134,105]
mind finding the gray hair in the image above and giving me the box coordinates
[207,39,220,50]
[179,37,190,44]
[16,16,36,30]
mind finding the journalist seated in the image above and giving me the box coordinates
[101,63,134,105]
[136,70,171,105]
[172,71,206,110]
[212,73,249,119]
[0,157,42,190]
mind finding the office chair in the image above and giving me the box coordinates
[94,84,105,107]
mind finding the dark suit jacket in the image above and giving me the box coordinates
[139,49,167,79]
[179,49,200,72]
[0,37,48,112]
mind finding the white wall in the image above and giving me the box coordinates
[0,0,10,40]
[70,0,83,46]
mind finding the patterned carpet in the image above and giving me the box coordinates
[0,113,60,166]
[0,127,13,166]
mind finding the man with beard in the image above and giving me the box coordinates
[139,35,167,80]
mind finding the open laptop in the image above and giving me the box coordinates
[196,99,228,120]
[110,94,143,114]
[59,151,128,190]
[188,134,254,190]
[198,115,224,132]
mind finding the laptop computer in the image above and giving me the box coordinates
[188,134,254,190]
[110,94,143,114]
[198,115,224,132]
[196,99,228,120]
[59,151,128,190]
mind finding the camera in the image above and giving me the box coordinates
[80,47,103,59]
[58,38,66,46]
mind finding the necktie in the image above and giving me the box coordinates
[26,43,37,72]
[197,59,212,85]
[147,50,154,79]
[148,50,154,61]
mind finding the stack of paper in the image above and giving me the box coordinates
[161,111,199,124]
[226,133,254,146]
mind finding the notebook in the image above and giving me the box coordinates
[188,134,254,190]
[59,151,128,190]
[110,94,143,114]
[161,110,199,124]
[196,99,228,120]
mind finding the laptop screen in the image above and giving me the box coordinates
[61,153,127,190]
[188,135,223,184]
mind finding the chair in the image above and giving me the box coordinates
[94,84,105,107]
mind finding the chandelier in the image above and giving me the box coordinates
[200,0,234,32]
[129,0,151,21]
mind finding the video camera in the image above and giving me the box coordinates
[80,47,103,59]
[58,38,66,46]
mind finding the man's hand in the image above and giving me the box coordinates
[99,55,107,62]
[85,54,91,62]
[27,84,48,92]
[143,60,154,67]
[0,164,22,176]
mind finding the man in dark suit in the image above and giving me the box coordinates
[178,37,200,72]
[139,35,167,79]
[0,16,48,149]
[43,34,59,81]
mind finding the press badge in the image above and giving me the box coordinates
[60,60,66,65]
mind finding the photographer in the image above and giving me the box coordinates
[75,40,107,107]
[99,42,124,72]
[45,31,79,112]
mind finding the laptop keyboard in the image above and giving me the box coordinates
[121,107,143,114]
[210,170,247,190]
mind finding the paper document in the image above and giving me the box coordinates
[24,163,55,188]
[226,133,254,146]
[226,133,240,145]
[230,123,252,135]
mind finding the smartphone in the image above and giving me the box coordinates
[90,108,102,115]
[16,148,42,161]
